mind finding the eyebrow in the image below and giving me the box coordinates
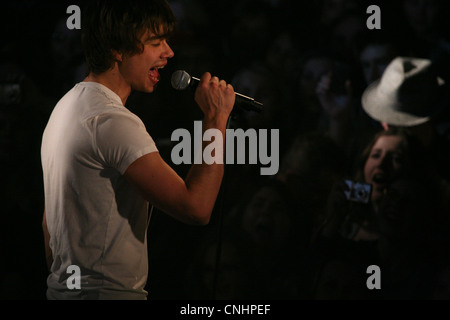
[144,34,165,42]
[142,26,172,41]
[371,148,404,155]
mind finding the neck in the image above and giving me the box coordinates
[84,67,131,105]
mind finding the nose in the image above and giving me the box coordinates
[162,40,174,59]
[377,153,393,172]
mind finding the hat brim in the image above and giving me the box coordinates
[362,79,432,127]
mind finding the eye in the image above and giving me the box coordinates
[149,40,162,47]
[392,153,405,166]
[370,151,380,159]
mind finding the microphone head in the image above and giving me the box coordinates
[171,70,191,90]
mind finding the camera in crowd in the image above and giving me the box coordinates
[344,179,372,204]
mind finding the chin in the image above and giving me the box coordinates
[135,85,156,93]
[149,82,159,92]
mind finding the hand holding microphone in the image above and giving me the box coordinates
[171,70,263,113]
[192,72,235,120]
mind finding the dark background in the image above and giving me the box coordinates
[1,0,450,300]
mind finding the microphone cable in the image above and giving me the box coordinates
[211,115,232,300]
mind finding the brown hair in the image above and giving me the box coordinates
[353,127,429,182]
[81,0,175,74]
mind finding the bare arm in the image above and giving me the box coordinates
[42,210,53,271]
[124,72,235,225]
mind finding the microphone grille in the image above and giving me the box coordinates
[171,70,191,90]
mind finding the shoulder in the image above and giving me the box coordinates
[67,82,146,130]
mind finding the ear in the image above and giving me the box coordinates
[381,122,389,131]
[111,49,123,63]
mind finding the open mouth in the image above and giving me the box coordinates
[372,173,389,188]
[371,173,389,196]
[372,173,387,184]
[149,65,165,83]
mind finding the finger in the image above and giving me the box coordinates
[218,79,227,87]
[210,76,219,84]
[200,72,211,81]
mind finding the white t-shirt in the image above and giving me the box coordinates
[41,82,158,299]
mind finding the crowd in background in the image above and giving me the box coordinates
[1,0,450,299]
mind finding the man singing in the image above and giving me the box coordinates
[41,0,235,299]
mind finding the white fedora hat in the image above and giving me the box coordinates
[362,57,448,127]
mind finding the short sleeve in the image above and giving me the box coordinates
[94,111,158,174]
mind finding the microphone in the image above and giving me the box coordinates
[171,70,263,113]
